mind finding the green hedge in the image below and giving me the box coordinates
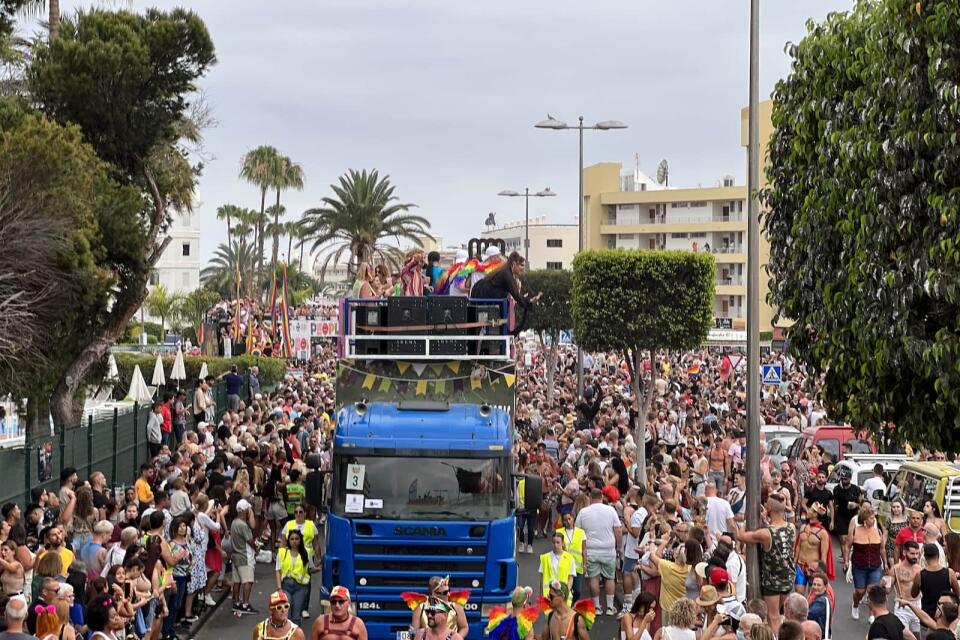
[110,353,286,398]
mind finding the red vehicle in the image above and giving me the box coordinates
[787,424,874,465]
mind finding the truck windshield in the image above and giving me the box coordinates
[333,455,510,521]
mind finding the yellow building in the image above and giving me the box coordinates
[582,100,777,336]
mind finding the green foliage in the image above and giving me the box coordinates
[28,8,216,176]
[200,241,262,298]
[301,169,432,276]
[0,111,142,396]
[176,288,219,335]
[144,284,180,338]
[524,269,573,339]
[571,250,715,353]
[110,352,285,398]
[761,0,960,449]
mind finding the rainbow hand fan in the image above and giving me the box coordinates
[448,589,471,606]
[536,595,552,614]
[572,599,596,630]
[400,592,427,611]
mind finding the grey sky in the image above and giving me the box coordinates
[57,1,852,264]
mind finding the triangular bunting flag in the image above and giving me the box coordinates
[378,377,391,392]
[397,381,409,394]
[435,379,446,394]
[429,363,445,376]
[362,374,376,390]
[416,380,428,396]
[397,362,411,375]
[412,363,427,377]
[491,375,501,386]
[503,373,516,388]
[446,361,461,374]
[470,377,482,391]
[453,379,464,392]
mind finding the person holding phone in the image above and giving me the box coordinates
[621,592,657,640]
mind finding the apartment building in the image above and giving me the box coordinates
[480,219,579,270]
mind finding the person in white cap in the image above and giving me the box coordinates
[470,245,503,291]
[231,499,258,614]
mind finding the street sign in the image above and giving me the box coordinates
[761,364,782,385]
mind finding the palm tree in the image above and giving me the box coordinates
[216,204,246,251]
[301,169,433,278]
[266,204,286,263]
[239,145,281,294]
[200,241,262,298]
[144,284,180,341]
[270,155,304,273]
[23,0,131,39]
[176,288,219,339]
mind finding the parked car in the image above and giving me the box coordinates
[877,461,960,531]
[787,424,874,465]
[761,424,803,469]
[825,453,908,493]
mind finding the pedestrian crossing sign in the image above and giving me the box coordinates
[761,364,782,385]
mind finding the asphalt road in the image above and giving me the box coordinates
[195,534,870,640]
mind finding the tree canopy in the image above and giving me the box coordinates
[761,0,960,449]
[523,269,573,405]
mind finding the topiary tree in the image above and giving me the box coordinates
[571,250,714,484]
[762,0,960,450]
[523,269,573,406]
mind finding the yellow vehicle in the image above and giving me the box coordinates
[877,461,960,531]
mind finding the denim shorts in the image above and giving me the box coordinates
[622,556,638,574]
[852,565,883,589]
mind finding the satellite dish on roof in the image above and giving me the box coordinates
[657,159,669,186]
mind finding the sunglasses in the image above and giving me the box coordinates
[436,590,449,596]
[271,603,290,611]
[330,599,347,606]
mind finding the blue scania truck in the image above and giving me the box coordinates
[316,296,541,640]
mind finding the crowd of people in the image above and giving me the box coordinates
[512,343,960,640]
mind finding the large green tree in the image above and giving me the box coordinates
[27,8,215,425]
[301,169,432,277]
[761,0,960,449]
[523,269,573,405]
[571,250,714,484]
[0,112,141,408]
[201,241,262,299]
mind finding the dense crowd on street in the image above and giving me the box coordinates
[511,343,960,640]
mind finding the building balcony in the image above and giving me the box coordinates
[716,284,746,296]
[600,220,746,235]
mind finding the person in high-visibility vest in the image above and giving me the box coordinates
[539,532,577,605]
[556,512,586,601]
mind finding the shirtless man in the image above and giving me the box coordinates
[254,592,306,640]
[707,437,729,493]
[415,599,463,640]
[542,582,589,640]
[312,586,367,640]
[891,541,923,638]
[795,504,830,593]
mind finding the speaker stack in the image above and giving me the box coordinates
[430,297,468,356]
[469,303,504,356]
[387,297,428,356]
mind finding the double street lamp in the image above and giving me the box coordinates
[535,115,627,399]
[496,187,556,264]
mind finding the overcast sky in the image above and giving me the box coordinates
[56,1,852,263]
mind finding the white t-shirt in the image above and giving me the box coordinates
[539,551,577,581]
[726,551,747,603]
[862,476,887,504]
[705,496,734,539]
[575,502,621,558]
[624,507,647,560]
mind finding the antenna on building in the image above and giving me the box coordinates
[635,153,641,177]
[657,159,669,187]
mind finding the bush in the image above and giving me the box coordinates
[126,321,162,342]
[109,353,286,399]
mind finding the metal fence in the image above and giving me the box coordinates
[0,379,235,508]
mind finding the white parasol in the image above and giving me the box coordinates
[170,347,186,387]
[151,353,165,387]
[198,362,208,380]
[106,353,119,381]
[125,365,153,405]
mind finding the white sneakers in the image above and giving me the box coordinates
[852,604,860,620]
[203,594,216,607]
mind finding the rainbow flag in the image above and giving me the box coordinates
[279,262,293,358]
[449,256,504,295]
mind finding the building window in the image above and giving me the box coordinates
[546,239,563,248]
[148,271,159,286]
[546,261,563,270]
[180,213,191,227]
[182,242,191,257]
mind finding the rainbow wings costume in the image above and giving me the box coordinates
[485,605,540,640]
[400,589,472,610]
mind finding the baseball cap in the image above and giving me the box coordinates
[330,585,351,601]
[694,562,709,579]
[709,567,730,586]
[268,591,289,608]
[483,245,501,259]
[236,499,251,512]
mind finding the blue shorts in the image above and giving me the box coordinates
[852,565,883,589]
[622,556,638,573]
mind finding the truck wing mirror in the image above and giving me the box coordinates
[522,474,543,512]
[872,489,886,501]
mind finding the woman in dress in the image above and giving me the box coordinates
[884,498,909,568]
[924,500,950,538]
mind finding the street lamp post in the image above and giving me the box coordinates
[535,115,627,400]
[497,187,556,264]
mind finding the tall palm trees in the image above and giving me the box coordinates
[200,241,261,298]
[239,146,303,296]
[301,169,432,278]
